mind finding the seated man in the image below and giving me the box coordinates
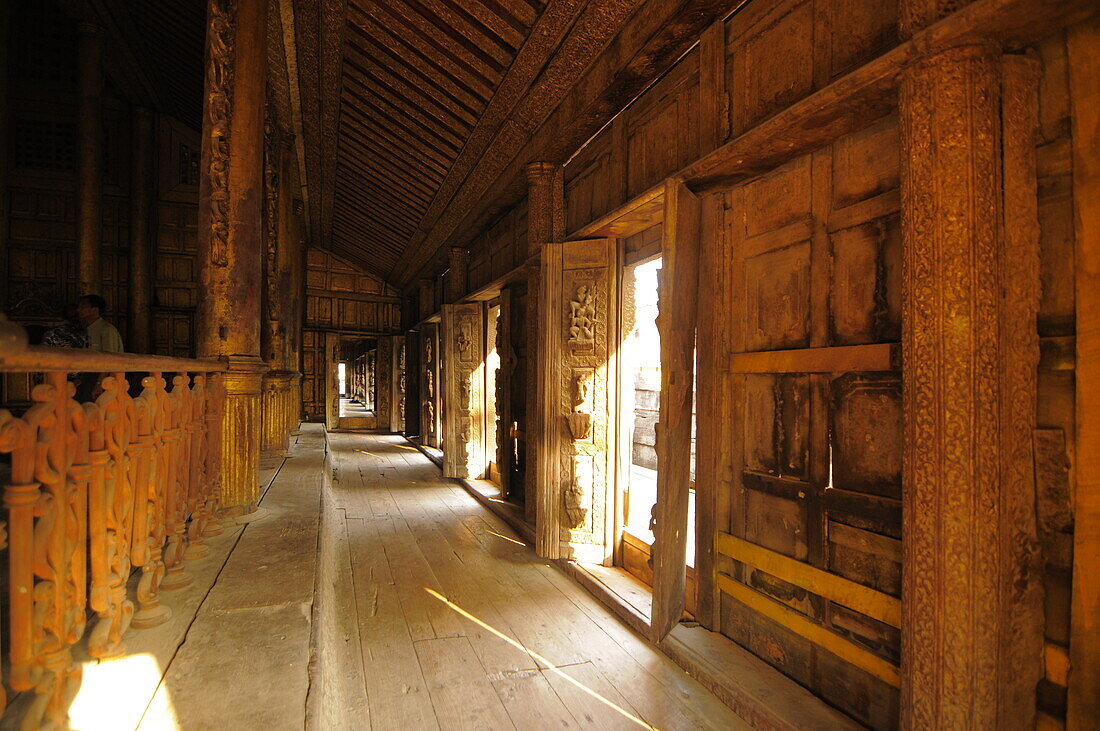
[41,303,88,349]
[76,294,124,353]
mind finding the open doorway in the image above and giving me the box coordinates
[616,252,698,613]
[339,336,377,420]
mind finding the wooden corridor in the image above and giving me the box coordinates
[316,431,749,730]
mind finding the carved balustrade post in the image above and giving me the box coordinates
[132,373,172,628]
[898,10,1043,723]
[88,374,136,658]
[161,376,193,591]
[202,371,226,536]
[187,374,212,558]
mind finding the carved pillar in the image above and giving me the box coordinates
[390,335,406,433]
[524,161,564,524]
[76,22,104,294]
[289,195,305,434]
[899,38,1042,727]
[261,108,292,457]
[403,330,420,438]
[496,287,517,499]
[442,303,484,479]
[418,277,434,321]
[196,0,268,513]
[129,107,155,353]
[446,247,469,303]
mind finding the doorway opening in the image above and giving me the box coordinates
[616,252,698,613]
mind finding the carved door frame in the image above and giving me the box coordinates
[534,238,619,563]
[442,303,485,479]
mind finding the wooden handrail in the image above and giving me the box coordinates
[0,345,226,373]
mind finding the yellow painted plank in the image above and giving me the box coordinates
[717,574,900,688]
[717,532,901,628]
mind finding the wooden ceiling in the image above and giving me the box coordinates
[328,0,547,277]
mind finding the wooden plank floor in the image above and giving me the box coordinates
[321,432,750,730]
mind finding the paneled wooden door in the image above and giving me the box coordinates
[697,122,904,727]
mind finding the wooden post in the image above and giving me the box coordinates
[196,0,269,513]
[446,247,469,303]
[898,41,1043,727]
[76,22,104,295]
[418,277,434,321]
[525,161,564,525]
[129,107,155,353]
[651,179,700,642]
[1067,16,1100,728]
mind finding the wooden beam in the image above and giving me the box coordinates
[568,182,666,240]
[717,574,900,688]
[651,179,700,642]
[1067,15,1100,729]
[716,532,901,628]
[728,343,899,374]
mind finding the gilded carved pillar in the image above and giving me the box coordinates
[442,303,484,479]
[524,161,563,524]
[898,38,1042,727]
[196,0,269,513]
[129,107,155,353]
[76,22,104,294]
[261,108,293,457]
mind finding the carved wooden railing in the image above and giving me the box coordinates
[0,318,226,728]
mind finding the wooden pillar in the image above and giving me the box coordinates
[403,330,421,438]
[76,22,104,294]
[446,247,469,303]
[196,0,268,513]
[524,161,563,524]
[898,37,1043,727]
[129,107,155,353]
[289,195,306,434]
[496,286,516,499]
[261,110,293,457]
[418,277,434,321]
[1067,16,1100,728]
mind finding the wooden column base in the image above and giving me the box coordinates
[220,355,268,512]
[261,370,296,456]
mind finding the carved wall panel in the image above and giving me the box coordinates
[390,336,406,433]
[535,239,618,563]
[442,304,485,479]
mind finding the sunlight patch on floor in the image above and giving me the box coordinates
[424,587,656,730]
[69,652,179,731]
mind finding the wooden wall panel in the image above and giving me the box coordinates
[304,248,400,332]
[711,117,903,729]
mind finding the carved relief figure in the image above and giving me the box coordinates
[563,458,594,529]
[566,372,592,440]
[568,284,596,345]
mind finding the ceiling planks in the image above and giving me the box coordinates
[323,0,549,277]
